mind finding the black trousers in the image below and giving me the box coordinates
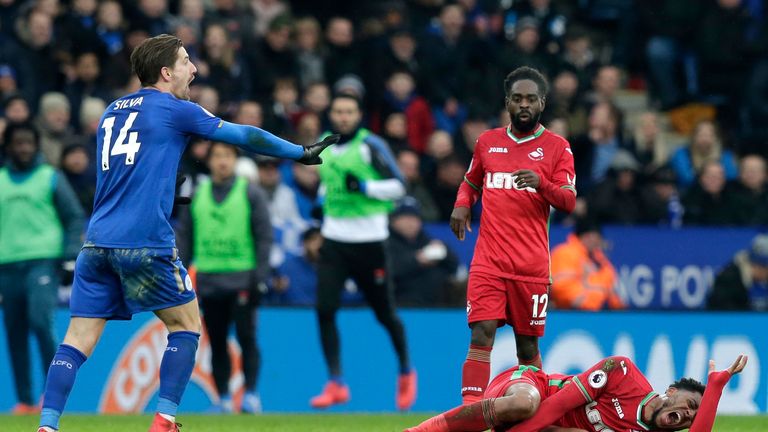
[316,239,409,377]
[200,290,260,396]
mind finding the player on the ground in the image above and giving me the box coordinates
[450,66,576,404]
[405,354,748,432]
[36,34,338,432]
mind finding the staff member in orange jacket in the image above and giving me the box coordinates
[550,218,624,310]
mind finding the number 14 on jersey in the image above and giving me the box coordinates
[101,112,142,171]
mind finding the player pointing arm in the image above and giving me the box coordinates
[204,119,338,165]
[129,35,338,163]
[36,33,337,432]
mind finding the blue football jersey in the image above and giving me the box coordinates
[86,88,222,248]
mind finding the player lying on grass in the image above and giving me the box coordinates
[405,354,747,432]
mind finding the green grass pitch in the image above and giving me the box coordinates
[2,414,768,432]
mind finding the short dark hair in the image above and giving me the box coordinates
[670,378,705,395]
[504,66,549,98]
[331,93,362,111]
[207,142,240,159]
[130,34,183,87]
[2,122,39,154]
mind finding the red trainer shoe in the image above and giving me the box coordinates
[309,381,350,409]
[12,403,39,415]
[396,370,417,411]
[148,413,181,432]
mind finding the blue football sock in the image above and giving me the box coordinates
[40,344,87,430]
[156,331,200,417]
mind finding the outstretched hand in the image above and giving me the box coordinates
[298,134,340,165]
[710,354,748,377]
[707,354,748,386]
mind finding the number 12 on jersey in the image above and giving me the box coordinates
[532,293,548,318]
[101,112,142,171]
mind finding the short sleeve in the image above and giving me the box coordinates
[168,98,223,138]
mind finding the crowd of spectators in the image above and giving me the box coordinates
[2,0,768,306]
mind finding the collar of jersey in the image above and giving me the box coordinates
[506,124,545,144]
[635,392,659,430]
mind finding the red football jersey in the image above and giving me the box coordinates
[461,125,576,282]
[555,356,661,432]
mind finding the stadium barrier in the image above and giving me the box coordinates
[0,309,764,414]
[425,224,762,309]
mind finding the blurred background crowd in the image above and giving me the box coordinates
[1,0,768,309]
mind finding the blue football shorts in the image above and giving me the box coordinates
[70,247,196,320]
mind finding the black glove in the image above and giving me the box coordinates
[345,173,363,193]
[174,174,192,206]
[297,134,340,165]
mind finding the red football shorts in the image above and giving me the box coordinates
[466,272,549,337]
[484,365,544,398]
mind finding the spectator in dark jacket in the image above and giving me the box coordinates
[682,160,739,226]
[427,155,467,221]
[420,5,472,116]
[728,154,768,226]
[397,149,440,222]
[498,17,556,80]
[323,17,361,85]
[640,166,684,228]
[60,143,96,215]
[388,198,459,306]
[16,9,64,112]
[587,150,644,225]
[375,70,434,154]
[708,234,768,311]
[246,15,298,102]
[571,101,625,194]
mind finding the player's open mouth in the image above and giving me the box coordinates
[518,112,531,120]
[667,411,681,424]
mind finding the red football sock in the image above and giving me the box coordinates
[462,345,492,403]
[411,400,496,432]
[518,352,542,369]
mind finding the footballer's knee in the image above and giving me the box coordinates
[156,299,202,333]
[470,320,498,346]
[496,384,541,423]
[63,317,107,357]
